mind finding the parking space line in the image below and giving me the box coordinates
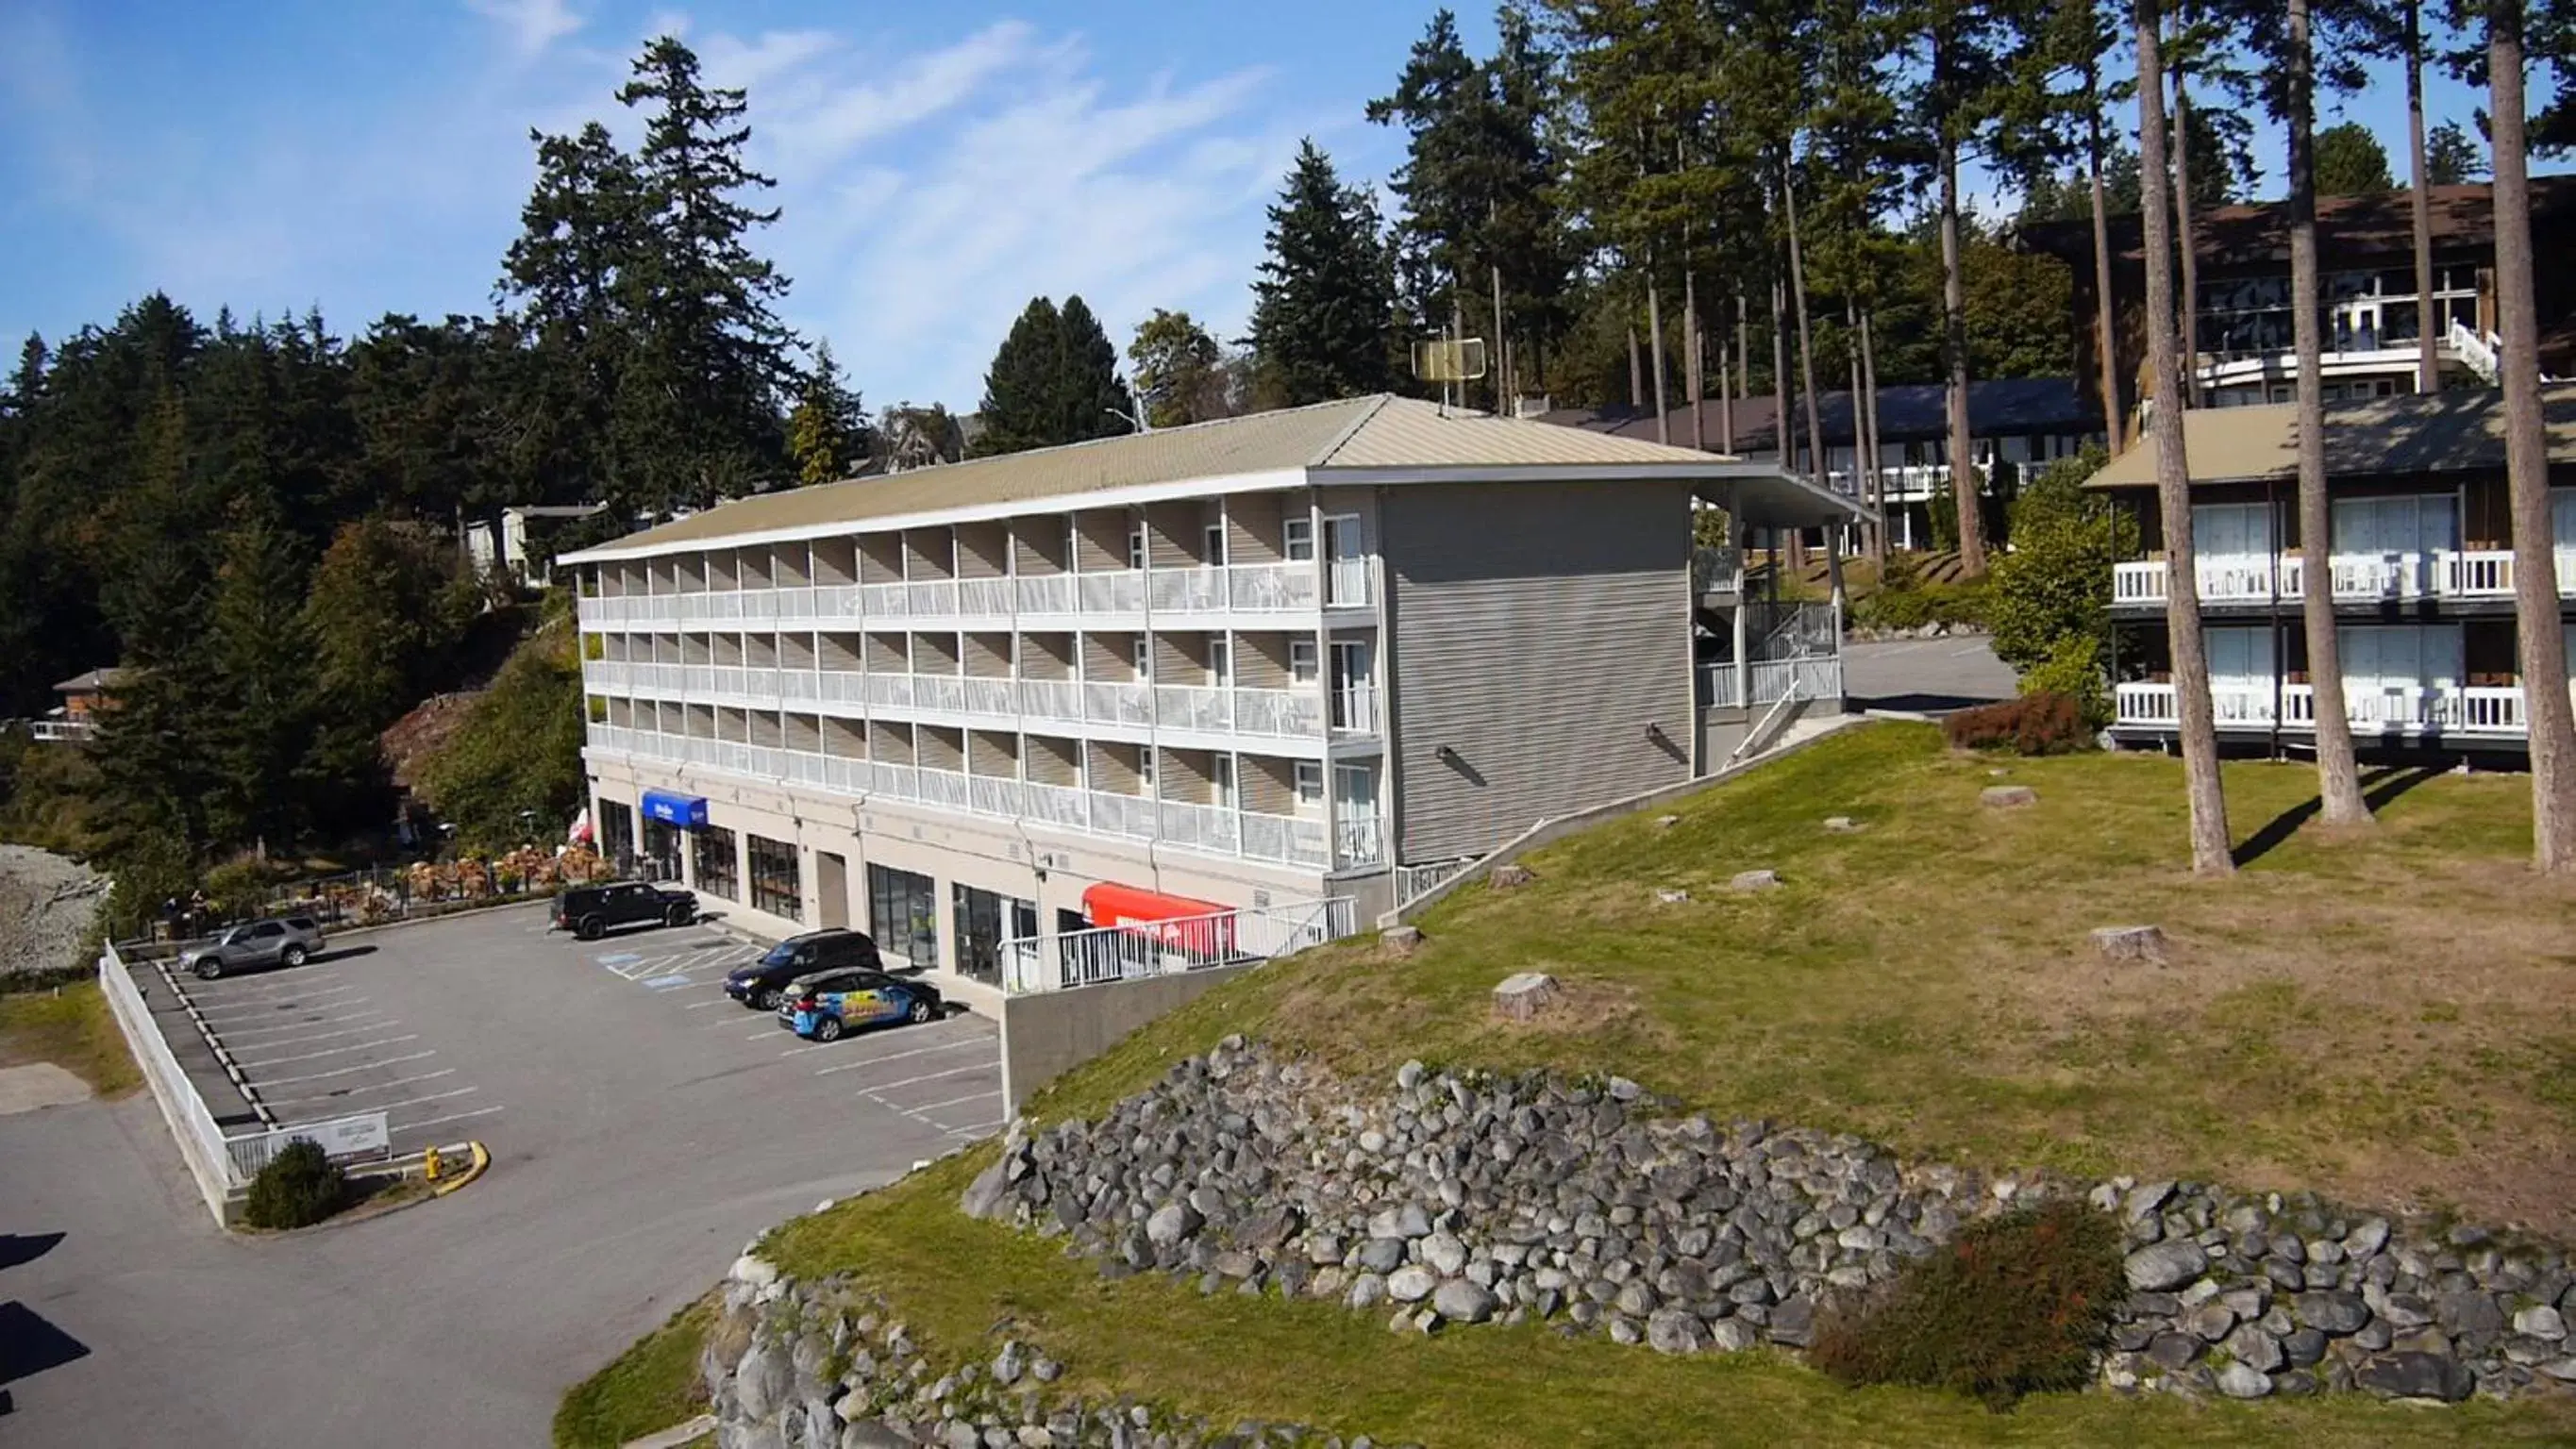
[310,1085,477,1119]
[235,1034,421,1068]
[945,1117,1006,1137]
[851,1061,988,1094]
[259,1050,436,1087]
[909,1088,1002,1113]
[195,987,367,1016]
[266,1069,456,1107]
[812,1034,991,1076]
[212,1009,392,1037]
[205,1020,403,1051]
[181,972,349,996]
[392,1105,504,1134]
[683,997,731,1010]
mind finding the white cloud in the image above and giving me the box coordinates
[467,0,584,60]
[8,7,1298,414]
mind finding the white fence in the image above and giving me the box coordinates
[999,897,1358,994]
[97,941,393,1224]
[1393,858,1478,911]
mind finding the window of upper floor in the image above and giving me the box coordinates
[1284,517,1314,561]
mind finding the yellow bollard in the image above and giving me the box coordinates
[424,1144,443,1183]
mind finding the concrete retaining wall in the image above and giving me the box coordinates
[998,964,1256,1113]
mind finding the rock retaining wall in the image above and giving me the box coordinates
[962,1039,2576,1404]
[703,1255,1393,1449]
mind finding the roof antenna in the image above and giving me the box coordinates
[1410,336,1488,418]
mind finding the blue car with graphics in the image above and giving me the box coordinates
[778,966,944,1042]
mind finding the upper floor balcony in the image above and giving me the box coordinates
[2115,678,2528,737]
[583,724,1381,872]
[577,556,1378,634]
[2112,549,2576,608]
[581,659,1377,747]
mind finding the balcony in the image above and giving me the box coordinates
[1822,461,1992,504]
[577,558,1339,631]
[581,660,1340,743]
[2114,550,2576,608]
[2114,680,2530,736]
[582,725,1378,871]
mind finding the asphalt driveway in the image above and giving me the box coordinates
[1,902,1002,1447]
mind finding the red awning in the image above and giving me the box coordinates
[1081,882,1229,930]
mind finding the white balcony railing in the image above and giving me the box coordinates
[1000,896,1360,996]
[2116,680,2535,736]
[584,660,1349,741]
[2118,549,2576,606]
[585,726,1364,872]
[577,560,1344,631]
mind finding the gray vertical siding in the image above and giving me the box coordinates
[1383,479,1695,863]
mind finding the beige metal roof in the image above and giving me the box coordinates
[565,395,1800,561]
[2086,384,2576,489]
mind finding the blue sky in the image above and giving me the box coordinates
[0,0,2531,412]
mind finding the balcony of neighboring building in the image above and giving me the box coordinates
[2110,488,2576,612]
[2109,617,2552,744]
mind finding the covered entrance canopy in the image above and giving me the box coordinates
[1081,883,1228,930]
[641,790,708,827]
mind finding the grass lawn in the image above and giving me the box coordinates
[554,1296,714,1449]
[1043,722,2576,1237]
[574,722,2576,1446]
[0,978,140,1095]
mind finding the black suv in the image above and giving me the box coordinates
[724,927,882,1010]
[551,881,698,941]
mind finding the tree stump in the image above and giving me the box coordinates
[1981,785,2039,809]
[1382,924,1424,957]
[1730,869,1781,892]
[1822,816,1859,833]
[1489,863,1537,891]
[1491,972,1558,1022]
[2091,924,2167,964]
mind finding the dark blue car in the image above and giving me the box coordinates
[778,967,943,1042]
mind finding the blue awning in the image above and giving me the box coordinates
[640,790,709,828]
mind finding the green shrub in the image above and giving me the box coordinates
[1940,692,2093,755]
[2016,636,2111,729]
[243,1138,348,1229]
[1809,1199,2125,1408]
[1854,573,1987,634]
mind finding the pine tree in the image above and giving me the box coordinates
[201,504,318,854]
[787,341,866,485]
[2315,120,2396,192]
[2284,0,2375,828]
[1050,297,1132,444]
[974,298,1067,458]
[2136,0,2235,875]
[497,121,642,511]
[613,36,799,511]
[2425,117,2487,181]
[1248,142,1397,405]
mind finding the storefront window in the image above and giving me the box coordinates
[952,884,1037,986]
[747,835,802,921]
[868,864,939,971]
[599,801,635,865]
[642,820,681,881]
[692,825,738,901]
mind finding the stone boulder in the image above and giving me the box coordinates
[1489,863,1537,891]
[1981,785,2039,808]
[2090,924,2167,964]
[1730,869,1781,893]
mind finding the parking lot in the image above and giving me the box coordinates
[136,906,1004,1166]
[8,902,1008,1447]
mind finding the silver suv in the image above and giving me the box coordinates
[180,916,326,980]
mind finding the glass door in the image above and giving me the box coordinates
[1332,761,1381,866]
[1330,639,1375,731]
[1323,514,1367,606]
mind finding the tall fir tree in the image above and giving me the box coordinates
[974,298,1068,458]
[1248,142,1398,405]
[613,37,798,510]
[1049,297,1133,444]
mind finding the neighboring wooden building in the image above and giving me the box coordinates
[1542,377,2105,547]
[2091,386,2576,756]
[34,667,124,742]
[2016,179,2576,428]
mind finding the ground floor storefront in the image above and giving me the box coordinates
[584,756,1380,1015]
